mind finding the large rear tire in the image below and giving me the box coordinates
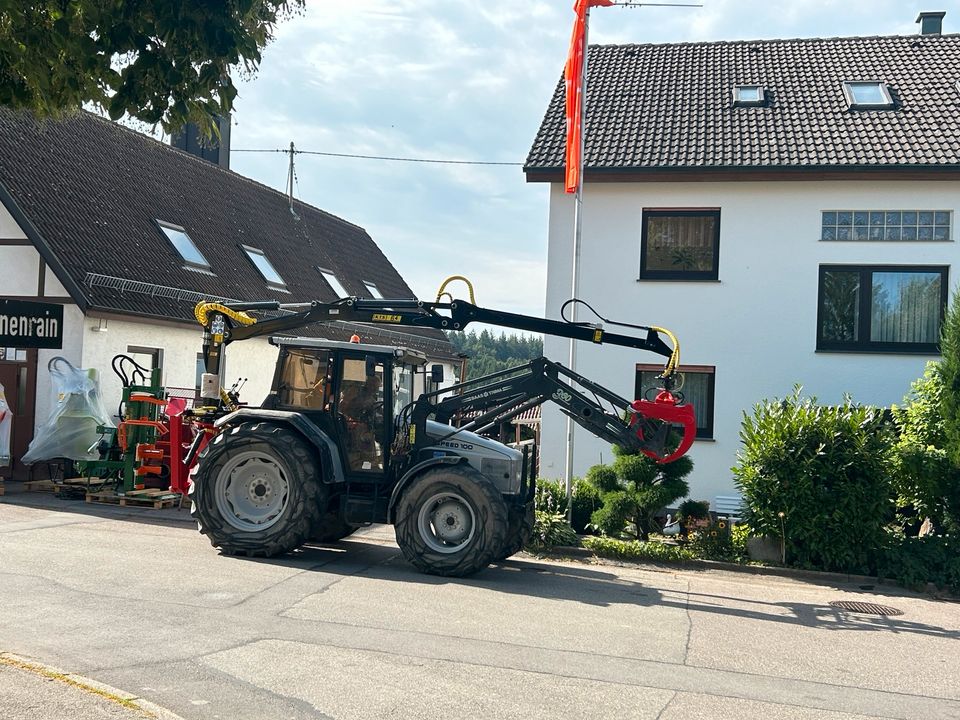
[394,464,508,577]
[190,422,323,557]
[495,501,535,561]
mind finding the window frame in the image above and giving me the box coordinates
[318,268,350,299]
[155,220,212,271]
[816,264,949,354]
[241,245,286,289]
[820,209,952,242]
[842,81,895,110]
[363,280,384,299]
[732,85,766,107]
[635,363,715,440]
[639,208,721,281]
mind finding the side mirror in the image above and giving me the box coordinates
[430,364,444,383]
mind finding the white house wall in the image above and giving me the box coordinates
[0,202,26,239]
[2,245,40,295]
[542,179,960,504]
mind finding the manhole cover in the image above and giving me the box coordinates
[829,600,903,616]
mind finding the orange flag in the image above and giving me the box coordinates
[565,0,614,193]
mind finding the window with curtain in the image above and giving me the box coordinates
[635,364,715,439]
[817,265,948,353]
[640,209,720,280]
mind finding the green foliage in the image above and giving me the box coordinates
[876,534,960,594]
[581,536,695,563]
[940,289,960,467]
[730,522,750,561]
[891,363,960,534]
[688,518,735,561]
[677,499,710,523]
[571,479,602,534]
[534,479,568,515]
[445,330,543,380]
[733,387,895,573]
[0,1,304,133]
[586,445,692,541]
[530,511,579,549]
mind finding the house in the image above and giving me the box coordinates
[523,13,960,504]
[0,109,457,479]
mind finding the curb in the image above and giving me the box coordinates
[0,652,187,720]
[538,546,948,596]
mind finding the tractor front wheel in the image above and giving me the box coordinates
[190,422,322,557]
[394,464,508,577]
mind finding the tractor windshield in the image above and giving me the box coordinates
[392,364,415,418]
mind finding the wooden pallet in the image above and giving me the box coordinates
[23,479,62,494]
[85,488,180,509]
[0,480,4,497]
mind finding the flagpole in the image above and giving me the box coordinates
[564,5,591,514]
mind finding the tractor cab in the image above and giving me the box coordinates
[266,336,426,480]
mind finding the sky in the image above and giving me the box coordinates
[226,0,957,319]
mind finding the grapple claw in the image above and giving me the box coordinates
[629,391,696,464]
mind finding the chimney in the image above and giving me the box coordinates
[171,115,230,169]
[915,11,946,35]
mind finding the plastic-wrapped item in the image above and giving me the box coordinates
[22,357,114,464]
[0,382,10,467]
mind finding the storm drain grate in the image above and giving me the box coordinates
[829,600,904,616]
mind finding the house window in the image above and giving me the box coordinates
[156,221,210,269]
[821,210,952,241]
[843,81,894,110]
[318,268,349,299]
[817,265,948,353]
[242,246,286,288]
[635,364,715,439]
[733,85,765,107]
[363,281,384,299]
[640,209,720,281]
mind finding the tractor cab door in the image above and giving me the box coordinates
[333,355,389,475]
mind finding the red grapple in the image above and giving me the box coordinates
[630,391,697,464]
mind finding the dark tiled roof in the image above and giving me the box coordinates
[525,33,960,174]
[0,109,456,359]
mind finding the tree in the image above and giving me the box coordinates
[586,445,692,541]
[940,289,960,466]
[0,1,303,134]
[445,330,543,380]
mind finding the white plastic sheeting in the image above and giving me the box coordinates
[0,382,10,467]
[22,357,114,464]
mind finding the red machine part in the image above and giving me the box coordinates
[630,391,697,464]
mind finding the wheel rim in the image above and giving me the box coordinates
[214,450,290,532]
[417,491,476,554]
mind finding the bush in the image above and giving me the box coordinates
[571,478,602,534]
[733,387,895,573]
[534,479,568,515]
[877,534,960,594]
[586,445,693,541]
[581,536,695,563]
[688,518,735,561]
[530,511,579,549]
[891,363,960,534]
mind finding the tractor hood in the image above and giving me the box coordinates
[423,420,523,494]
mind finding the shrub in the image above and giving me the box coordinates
[730,522,750,561]
[733,387,895,573]
[581,536,695,563]
[571,478,602,534]
[530,511,579,549]
[677,499,709,523]
[586,445,693,541]
[534,479,568,515]
[891,362,960,535]
[940,289,960,467]
[876,534,960,594]
[688,518,735,561]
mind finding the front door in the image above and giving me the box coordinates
[0,348,37,480]
[335,356,387,474]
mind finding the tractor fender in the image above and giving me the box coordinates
[387,455,467,524]
[214,409,346,485]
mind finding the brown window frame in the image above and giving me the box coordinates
[635,363,715,440]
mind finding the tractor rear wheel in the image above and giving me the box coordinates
[394,464,508,577]
[495,501,535,561]
[190,422,322,557]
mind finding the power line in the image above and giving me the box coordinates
[233,147,523,167]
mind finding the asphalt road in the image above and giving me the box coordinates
[1,492,959,720]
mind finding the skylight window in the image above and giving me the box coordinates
[733,85,765,107]
[363,281,384,299]
[242,245,286,287]
[319,268,350,298]
[156,221,209,268]
[843,81,895,109]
